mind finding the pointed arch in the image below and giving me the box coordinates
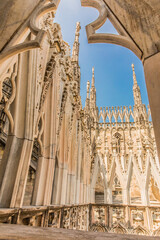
[105,115,110,123]
[123,114,127,123]
[117,115,121,123]
[112,223,127,234]
[129,113,134,122]
[90,224,107,232]
[99,115,104,123]
[117,127,123,132]
[111,114,116,123]
[133,225,149,236]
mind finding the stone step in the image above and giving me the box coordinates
[0,224,159,240]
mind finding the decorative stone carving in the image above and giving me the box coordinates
[0,63,17,133]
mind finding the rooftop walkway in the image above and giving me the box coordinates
[0,224,160,240]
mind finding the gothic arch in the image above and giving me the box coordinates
[117,127,123,132]
[0,1,60,64]
[90,224,107,232]
[117,111,123,122]
[81,0,142,59]
[133,225,149,236]
[129,113,135,122]
[99,114,104,123]
[111,114,116,123]
[105,115,110,123]
[117,115,122,123]
[111,223,127,234]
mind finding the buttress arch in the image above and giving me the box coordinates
[81,0,160,162]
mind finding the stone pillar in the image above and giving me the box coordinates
[0,51,36,208]
[144,52,160,162]
[75,134,82,204]
[52,111,67,205]
[125,206,130,228]
[31,156,46,205]
[141,188,149,206]
[145,207,152,232]
[107,188,112,204]
[32,71,57,206]
[122,188,130,205]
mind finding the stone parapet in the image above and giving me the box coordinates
[0,203,160,236]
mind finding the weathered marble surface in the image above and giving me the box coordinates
[104,0,160,58]
[0,224,160,240]
[0,0,40,52]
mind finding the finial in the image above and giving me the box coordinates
[132,63,137,85]
[87,81,90,98]
[76,22,81,34]
[72,22,81,62]
[92,67,95,87]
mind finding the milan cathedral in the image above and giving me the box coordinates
[0,0,160,237]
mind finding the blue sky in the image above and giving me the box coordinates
[54,0,149,109]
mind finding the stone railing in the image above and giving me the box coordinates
[0,204,160,236]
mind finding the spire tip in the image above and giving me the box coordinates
[76,22,81,33]
[91,67,95,87]
[86,81,90,99]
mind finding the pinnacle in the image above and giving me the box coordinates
[92,67,95,87]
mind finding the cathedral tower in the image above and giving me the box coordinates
[72,22,81,94]
[90,67,97,111]
[72,22,81,63]
[132,64,142,107]
[132,64,146,126]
